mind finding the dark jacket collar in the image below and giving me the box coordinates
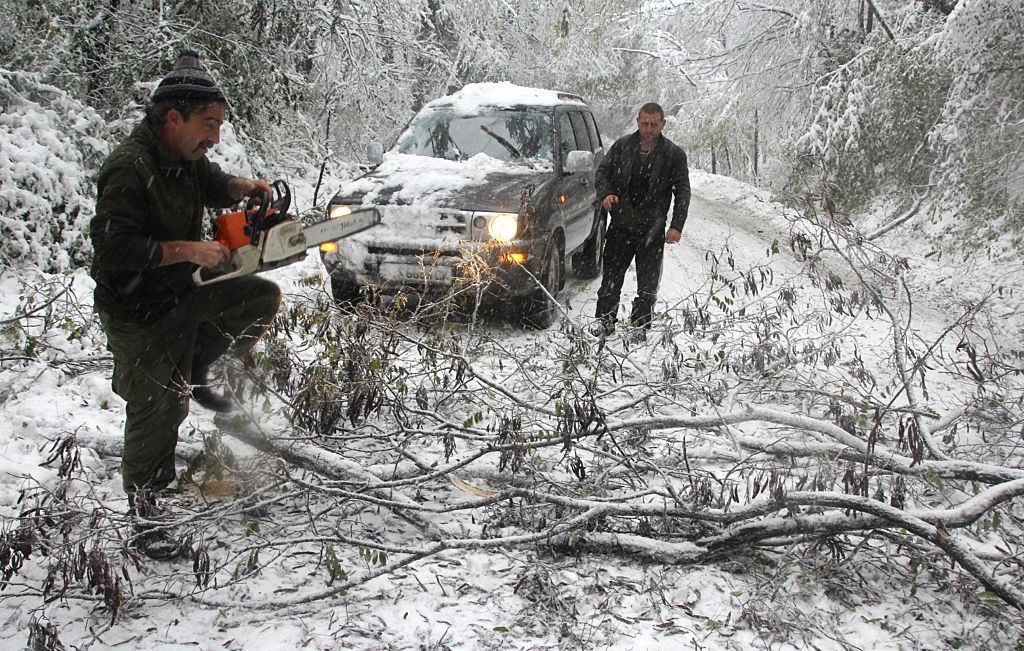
[624,130,667,154]
[131,120,191,174]
[621,131,668,201]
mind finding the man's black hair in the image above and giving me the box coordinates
[145,98,224,126]
[638,102,665,119]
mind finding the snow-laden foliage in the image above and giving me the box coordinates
[0,0,634,170]
[0,69,106,272]
[790,23,950,211]
[931,0,1024,250]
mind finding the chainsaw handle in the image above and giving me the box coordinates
[271,180,291,216]
[246,188,271,246]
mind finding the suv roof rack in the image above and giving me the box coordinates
[557,92,585,103]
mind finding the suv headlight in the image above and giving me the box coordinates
[321,204,353,253]
[481,212,518,242]
[329,204,353,220]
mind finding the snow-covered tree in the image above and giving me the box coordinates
[931,0,1024,251]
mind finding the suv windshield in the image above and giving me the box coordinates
[395,108,553,168]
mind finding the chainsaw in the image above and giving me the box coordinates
[193,180,380,286]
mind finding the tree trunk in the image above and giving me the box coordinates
[753,110,759,178]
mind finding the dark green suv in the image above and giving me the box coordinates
[319,82,606,328]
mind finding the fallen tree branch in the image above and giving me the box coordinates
[866,196,924,241]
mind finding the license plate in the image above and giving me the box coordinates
[380,262,452,283]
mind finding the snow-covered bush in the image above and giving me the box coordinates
[931,0,1024,252]
[773,6,951,212]
[0,69,107,272]
[788,36,950,211]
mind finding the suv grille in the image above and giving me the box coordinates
[366,207,474,256]
[435,210,470,236]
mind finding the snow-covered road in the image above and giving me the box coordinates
[1,169,1019,650]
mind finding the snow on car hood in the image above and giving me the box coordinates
[328,152,542,269]
[337,152,537,208]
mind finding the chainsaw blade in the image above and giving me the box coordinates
[303,207,381,250]
[194,207,381,286]
[260,207,381,264]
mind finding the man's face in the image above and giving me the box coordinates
[166,103,225,161]
[637,111,665,144]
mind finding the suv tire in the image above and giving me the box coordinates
[571,208,605,279]
[520,246,562,329]
[331,275,363,308]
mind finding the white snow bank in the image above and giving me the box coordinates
[0,69,107,272]
[690,169,783,220]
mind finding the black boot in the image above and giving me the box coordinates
[589,316,616,337]
[191,365,233,413]
[128,490,184,560]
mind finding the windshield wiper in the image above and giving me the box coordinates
[479,125,535,169]
[448,133,466,160]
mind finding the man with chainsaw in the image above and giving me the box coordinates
[90,50,281,559]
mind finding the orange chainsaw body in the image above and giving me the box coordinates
[214,207,281,251]
[194,179,380,287]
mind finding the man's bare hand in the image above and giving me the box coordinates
[160,240,231,268]
[190,241,232,268]
[602,194,619,212]
[665,227,681,244]
[228,177,273,202]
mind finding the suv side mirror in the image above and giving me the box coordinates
[564,150,594,174]
[366,141,384,165]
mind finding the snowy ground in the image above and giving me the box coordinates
[0,170,1020,650]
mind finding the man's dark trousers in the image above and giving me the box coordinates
[595,219,665,329]
[98,276,280,494]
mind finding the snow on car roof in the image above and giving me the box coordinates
[425,82,584,114]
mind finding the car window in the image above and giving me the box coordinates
[584,112,602,150]
[395,107,553,168]
[569,111,592,151]
[557,112,578,159]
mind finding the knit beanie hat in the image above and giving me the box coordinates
[151,50,227,104]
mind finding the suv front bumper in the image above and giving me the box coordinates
[322,235,549,298]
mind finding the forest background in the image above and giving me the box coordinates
[3,0,1022,271]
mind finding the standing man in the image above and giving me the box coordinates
[91,51,281,558]
[593,102,690,336]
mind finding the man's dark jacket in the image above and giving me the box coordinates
[90,121,235,322]
[595,131,690,233]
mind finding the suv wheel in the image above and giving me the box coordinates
[520,246,562,329]
[571,209,605,279]
[331,275,363,308]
